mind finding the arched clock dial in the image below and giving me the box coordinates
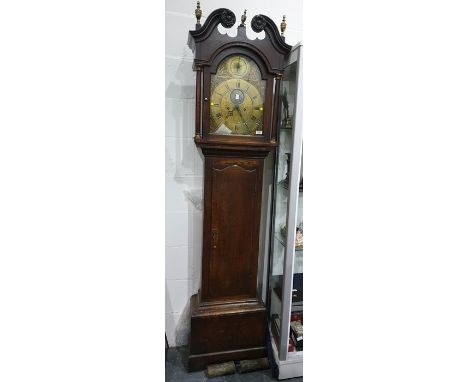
[209,55,266,136]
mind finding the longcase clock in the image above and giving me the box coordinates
[186,4,291,371]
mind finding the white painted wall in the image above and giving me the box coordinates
[165,0,303,347]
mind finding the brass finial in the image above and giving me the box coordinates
[240,10,247,26]
[195,1,202,28]
[280,15,287,36]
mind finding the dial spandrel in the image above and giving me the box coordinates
[210,55,266,136]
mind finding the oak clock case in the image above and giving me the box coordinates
[187,6,291,372]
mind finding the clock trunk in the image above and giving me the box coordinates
[200,156,263,303]
[188,149,269,371]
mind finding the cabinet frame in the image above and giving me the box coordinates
[266,42,303,377]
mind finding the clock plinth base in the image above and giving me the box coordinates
[187,293,267,372]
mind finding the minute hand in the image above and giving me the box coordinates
[234,105,246,124]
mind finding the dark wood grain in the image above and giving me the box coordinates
[188,295,267,371]
[194,65,202,141]
[188,347,266,372]
[188,11,291,73]
[200,157,263,303]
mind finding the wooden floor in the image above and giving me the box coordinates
[166,347,303,382]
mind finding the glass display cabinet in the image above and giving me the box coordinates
[267,42,303,379]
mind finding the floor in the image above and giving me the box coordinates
[165,347,303,382]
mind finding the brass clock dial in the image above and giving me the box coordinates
[227,56,249,77]
[210,78,263,135]
[209,55,265,136]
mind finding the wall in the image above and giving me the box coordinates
[165,0,303,347]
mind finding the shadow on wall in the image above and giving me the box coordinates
[175,300,191,347]
[165,58,195,103]
[164,198,203,348]
[165,57,202,181]
[171,211,203,347]
[165,56,204,347]
[165,279,193,347]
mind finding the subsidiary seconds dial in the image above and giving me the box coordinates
[227,56,249,77]
[210,78,264,135]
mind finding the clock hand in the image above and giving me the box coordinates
[234,104,246,124]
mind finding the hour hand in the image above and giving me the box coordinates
[234,105,246,123]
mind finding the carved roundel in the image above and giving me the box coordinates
[251,15,266,32]
[220,9,236,28]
